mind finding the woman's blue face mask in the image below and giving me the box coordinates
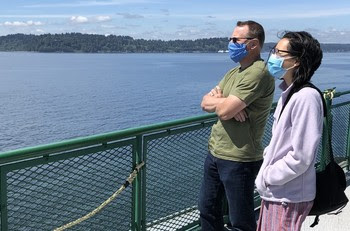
[267,54,295,79]
[228,42,248,63]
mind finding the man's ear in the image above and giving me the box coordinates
[248,39,259,50]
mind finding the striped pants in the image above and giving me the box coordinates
[256,199,313,231]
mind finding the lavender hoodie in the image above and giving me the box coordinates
[255,81,324,203]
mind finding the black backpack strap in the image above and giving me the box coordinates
[310,215,320,227]
[278,87,296,120]
[279,82,327,120]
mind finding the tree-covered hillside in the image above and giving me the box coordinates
[0,33,349,53]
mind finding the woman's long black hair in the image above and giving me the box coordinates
[281,31,323,88]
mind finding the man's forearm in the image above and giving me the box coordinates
[215,95,247,120]
[201,95,226,112]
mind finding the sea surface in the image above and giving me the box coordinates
[0,52,349,152]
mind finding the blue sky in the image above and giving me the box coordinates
[1,0,350,43]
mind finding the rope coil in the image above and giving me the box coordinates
[54,161,145,231]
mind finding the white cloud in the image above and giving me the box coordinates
[70,16,88,23]
[69,15,113,24]
[96,16,112,22]
[4,21,25,26]
[2,20,43,27]
[27,20,43,26]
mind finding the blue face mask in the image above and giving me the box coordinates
[267,54,288,79]
[228,42,248,63]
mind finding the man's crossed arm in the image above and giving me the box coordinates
[201,86,248,122]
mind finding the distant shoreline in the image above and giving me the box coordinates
[1,33,350,53]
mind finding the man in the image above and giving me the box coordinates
[199,20,275,231]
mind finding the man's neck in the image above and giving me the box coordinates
[239,54,261,70]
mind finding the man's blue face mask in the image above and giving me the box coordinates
[228,42,248,63]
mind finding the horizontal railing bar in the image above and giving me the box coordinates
[334,90,350,97]
[2,139,135,172]
[144,120,216,142]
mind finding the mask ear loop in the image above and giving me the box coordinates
[280,58,298,80]
[285,63,296,71]
[284,55,299,70]
[244,39,251,52]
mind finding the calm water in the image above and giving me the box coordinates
[0,52,349,152]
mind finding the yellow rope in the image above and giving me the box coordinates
[324,88,336,100]
[53,161,145,231]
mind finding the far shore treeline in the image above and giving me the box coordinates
[1,33,350,53]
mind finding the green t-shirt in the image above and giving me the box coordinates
[208,60,275,162]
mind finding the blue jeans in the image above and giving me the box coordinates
[199,152,262,231]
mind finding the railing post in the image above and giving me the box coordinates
[0,167,8,231]
[132,135,143,231]
[346,111,350,171]
[141,137,147,231]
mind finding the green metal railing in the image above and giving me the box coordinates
[0,90,349,231]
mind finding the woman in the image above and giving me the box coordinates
[255,31,324,231]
